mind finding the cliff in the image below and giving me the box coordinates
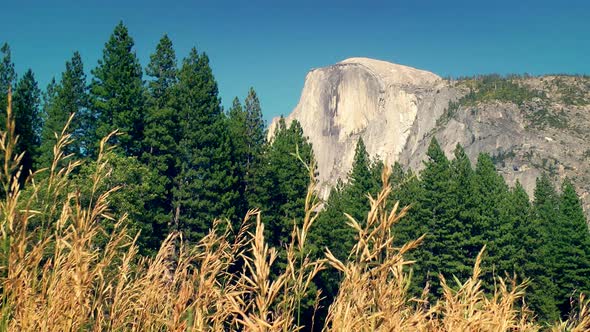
[270,58,590,208]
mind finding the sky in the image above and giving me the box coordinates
[2,0,589,121]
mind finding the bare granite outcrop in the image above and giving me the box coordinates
[270,58,590,212]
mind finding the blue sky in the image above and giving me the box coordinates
[2,0,589,121]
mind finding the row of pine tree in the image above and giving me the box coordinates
[2,22,589,325]
[317,138,590,323]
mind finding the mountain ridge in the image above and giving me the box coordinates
[270,58,590,211]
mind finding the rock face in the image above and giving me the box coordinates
[270,58,590,209]
[269,57,454,197]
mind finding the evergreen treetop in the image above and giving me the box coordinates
[13,69,42,183]
[91,21,145,156]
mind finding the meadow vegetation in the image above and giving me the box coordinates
[1,90,590,331]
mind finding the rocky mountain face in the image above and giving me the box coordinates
[270,58,590,209]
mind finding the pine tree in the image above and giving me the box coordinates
[340,138,379,225]
[228,88,267,220]
[391,164,423,246]
[39,52,89,168]
[506,181,533,276]
[553,178,590,315]
[392,165,431,297]
[0,43,17,128]
[249,118,314,248]
[90,22,145,156]
[243,87,266,170]
[314,138,383,261]
[314,138,374,262]
[171,48,238,241]
[38,78,58,167]
[145,34,177,106]
[227,97,249,219]
[450,145,477,261]
[529,173,560,322]
[312,141,390,322]
[417,138,471,296]
[12,69,41,184]
[472,153,511,288]
[142,34,179,247]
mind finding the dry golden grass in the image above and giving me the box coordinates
[0,90,588,331]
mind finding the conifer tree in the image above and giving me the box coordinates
[343,138,379,222]
[12,69,41,184]
[39,52,89,168]
[38,78,58,167]
[554,178,590,315]
[145,34,177,106]
[142,34,179,246]
[529,174,560,322]
[171,48,238,241]
[450,145,477,261]
[90,22,145,156]
[249,118,315,329]
[472,153,511,287]
[227,97,249,219]
[0,43,16,128]
[249,118,313,248]
[505,181,533,276]
[228,88,267,219]
[391,165,424,246]
[243,87,266,168]
[418,138,471,296]
[314,138,374,262]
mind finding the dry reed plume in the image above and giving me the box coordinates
[0,91,588,331]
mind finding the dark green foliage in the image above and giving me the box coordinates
[243,88,266,162]
[90,22,145,157]
[314,138,378,261]
[505,181,534,276]
[247,118,316,327]
[13,69,42,184]
[416,140,472,296]
[0,43,16,91]
[314,138,382,262]
[553,178,590,315]
[309,179,349,326]
[142,35,179,247]
[529,174,561,322]
[145,34,177,105]
[0,43,16,127]
[249,118,313,248]
[507,179,557,322]
[471,153,511,287]
[228,87,266,220]
[450,146,477,260]
[345,138,380,221]
[171,48,239,242]
[391,165,425,247]
[39,52,90,168]
[73,152,160,254]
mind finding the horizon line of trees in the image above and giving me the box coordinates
[2,22,590,328]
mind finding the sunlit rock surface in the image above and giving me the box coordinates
[270,57,451,197]
[271,59,590,213]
